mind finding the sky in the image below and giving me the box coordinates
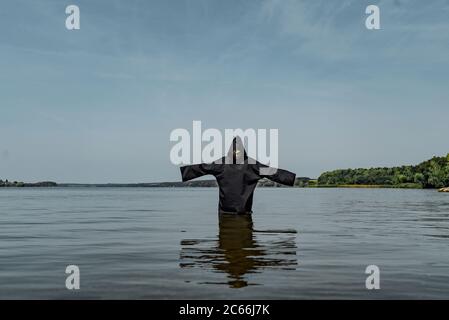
[1,0,449,183]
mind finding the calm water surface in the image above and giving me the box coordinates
[0,187,448,299]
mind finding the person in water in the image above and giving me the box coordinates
[180,136,296,214]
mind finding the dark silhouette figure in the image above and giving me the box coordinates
[180,137,296,214]
[180,213,298,288]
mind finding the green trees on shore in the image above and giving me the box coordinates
[317,154,449,188]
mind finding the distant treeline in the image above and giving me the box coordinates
[317,154,449,188]
[0,178,312,188]
[0,179,24,187]
[0,180,57,187]
[59,177,312,188]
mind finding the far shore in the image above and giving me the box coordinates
[308,183,424,189]
[3,153,448,190]
[1,180,446,191]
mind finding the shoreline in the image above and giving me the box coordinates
[1,178,447,191]
[308,184,424,189]
[0,183,445,191]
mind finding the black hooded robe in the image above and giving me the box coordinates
[180,137,296,214]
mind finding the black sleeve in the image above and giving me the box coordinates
[257,164,296,186]
[180,163,220,182]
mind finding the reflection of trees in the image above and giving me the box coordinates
[180,213,298,288]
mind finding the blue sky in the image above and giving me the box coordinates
[1,0,449,183]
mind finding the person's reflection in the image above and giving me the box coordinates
[180,213,297,288]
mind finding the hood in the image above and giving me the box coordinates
[225,136,248,164]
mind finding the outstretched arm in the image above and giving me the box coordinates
[180,163,219,182]
[257,164,296,186]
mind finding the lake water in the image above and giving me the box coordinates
[0,187,448,299]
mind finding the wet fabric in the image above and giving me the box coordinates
[180,137,296,214]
